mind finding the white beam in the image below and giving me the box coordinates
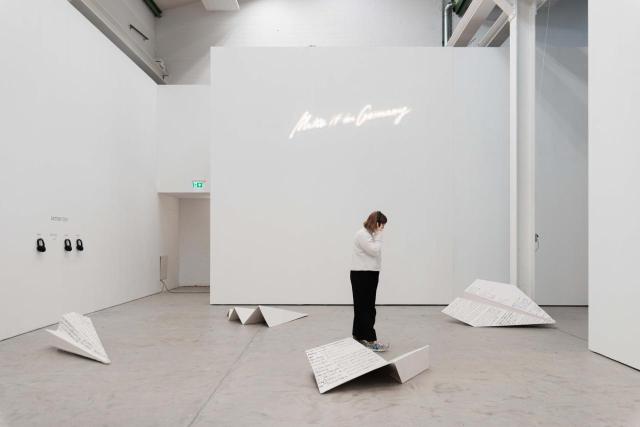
[68,0,166,83]
[477,12,510,47]
[493,0,514,17]
[201,0,239,11]
[448,0,497,46]
[509,0,537,296]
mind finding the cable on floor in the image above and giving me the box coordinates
[160,279,210,294]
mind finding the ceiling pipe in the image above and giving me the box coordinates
[442,0,454,46]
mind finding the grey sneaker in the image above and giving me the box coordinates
[360,340,390,352]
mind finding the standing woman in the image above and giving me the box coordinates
[350,211,389,352]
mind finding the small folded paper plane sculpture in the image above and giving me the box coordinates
[306,337,430,394]
[442,279,555,327]
[227,305,307,327]
[46,312,111,364]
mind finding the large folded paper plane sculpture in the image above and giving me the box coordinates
[306,337,430,393]
[46,312,111,364]
[227,305,307,327]
[442,279,555,327]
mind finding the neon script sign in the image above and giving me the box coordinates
[288,104,412,140]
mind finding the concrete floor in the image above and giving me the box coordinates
[0,293,639,427]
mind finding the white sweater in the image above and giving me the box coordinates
[351,227,383,271]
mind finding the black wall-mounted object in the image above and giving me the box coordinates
[36,238,46,253]
[64,239,73,252]
[453,0,472,17]
[76,239,84,251]
[142,0,162,17]
[129,24,149,41]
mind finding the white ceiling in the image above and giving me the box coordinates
[201,0,240,11]
[155,0,239,12]
[155,0,199,11]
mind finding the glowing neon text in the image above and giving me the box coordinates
[288,104,411,139]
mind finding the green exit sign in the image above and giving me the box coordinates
[192,180,206,190]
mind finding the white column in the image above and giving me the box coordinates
[509,0,536,296]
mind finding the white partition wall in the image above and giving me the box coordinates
[534,0,588,306]
[210,47,509,304]
[589,1,640,369]
[535,47,588,305]
[179,198,210,286]
[0,1,159,340]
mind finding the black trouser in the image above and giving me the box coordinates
[350,270,379,342]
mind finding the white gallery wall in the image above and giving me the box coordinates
[534,46,587,305]
[0,1,160,340]
[179,198,211,286]
[534,0,588,305]
[155,85,211,288]
[156,0,442,84]
[156,85,210,193]
[159,195,180,289]
[210,47,509,304]
[589,1,640,369]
